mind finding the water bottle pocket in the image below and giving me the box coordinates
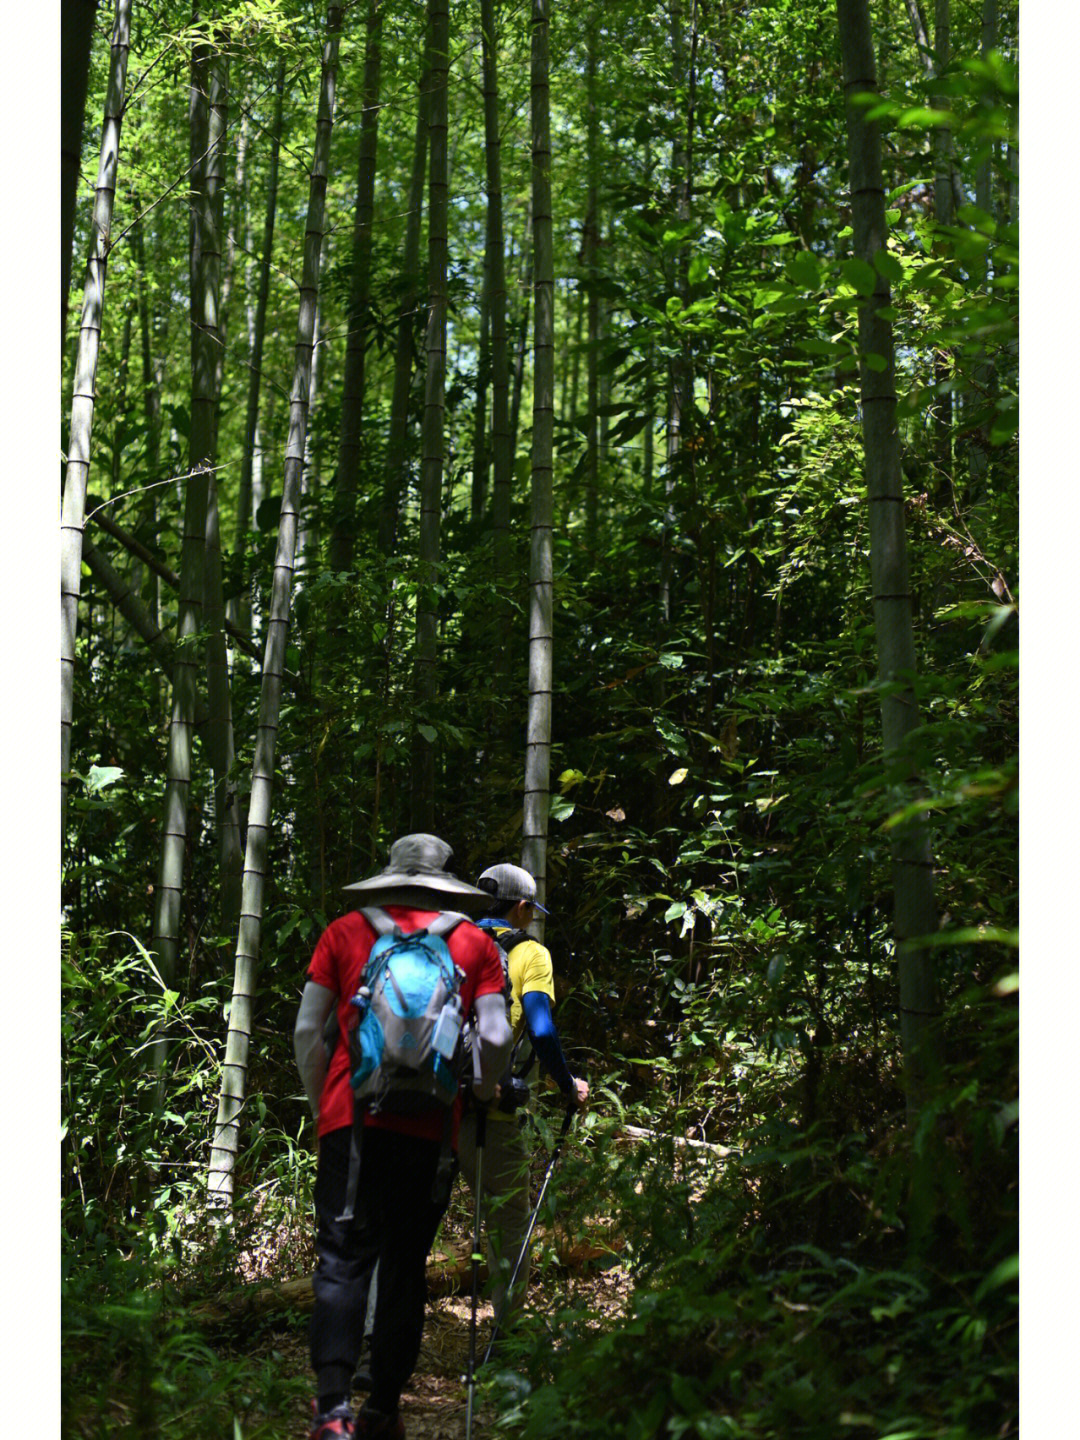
[350,1009,385,1090]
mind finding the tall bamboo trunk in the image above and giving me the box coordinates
[330,0,384,573]
[902,0,963,215]
[976,0,998,223]
[522,0,554,936]
[661,0,695,625]
[931,0,954,503]
[135,207,165,635]
[231,58,286,636]
[471,262,492,524]
[149,33,220,1036]
[216,75,248,420]
[481,0,512,562]
[567,278,583,439]
[380,37,431,553]
[968,0,998,504]
[207,2,345,1206]
[836,0,940,1122]
[61,0,132,837]
[201,51,244,934]
[411,0,451,832]
[583,23,599,553]
[62,0,100,342]
[109,301,134,497]
[509,201,532,464]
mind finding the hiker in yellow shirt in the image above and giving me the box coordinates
[456,863,589,1340]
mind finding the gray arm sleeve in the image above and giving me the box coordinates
[293,981,337,1119]
[470,991,513,1102]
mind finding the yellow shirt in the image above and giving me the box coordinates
[487,930,556,1123]
[507,937,557,1042]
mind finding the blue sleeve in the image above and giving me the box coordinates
[521,990,575,1095]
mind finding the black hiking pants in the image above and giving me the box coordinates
[310,1125,451,1415]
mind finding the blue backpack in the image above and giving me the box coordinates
[347,907,468,1115]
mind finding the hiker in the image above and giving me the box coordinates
[293,834,513,1440]
[456,863,589,1342]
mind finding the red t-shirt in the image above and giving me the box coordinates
[307,905,506,1142]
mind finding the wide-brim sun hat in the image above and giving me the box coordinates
[475,862,550,915]
[343,833,493,915]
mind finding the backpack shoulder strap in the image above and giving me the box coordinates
[494,927,531,954]
[360,906,398,938]
[423,911,468,941]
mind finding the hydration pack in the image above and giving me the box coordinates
[347,907,468,1115]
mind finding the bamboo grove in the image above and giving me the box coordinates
[61,0,1018,1434]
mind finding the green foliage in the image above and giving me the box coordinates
[63,0,1017,1432]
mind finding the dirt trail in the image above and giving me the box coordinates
[253,1270,631,1439]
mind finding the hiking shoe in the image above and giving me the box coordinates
[310,1401,356,1439]
[355,1403,405,1439]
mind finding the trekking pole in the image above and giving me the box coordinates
[482,1100,577,1367]
[464,1101,487,1440]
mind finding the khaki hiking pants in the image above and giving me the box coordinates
[456,1109,532,1329]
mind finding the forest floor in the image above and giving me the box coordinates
[226,1201,634,1440]
[240,1274,631,1440]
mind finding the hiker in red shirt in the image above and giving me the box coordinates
[294,834,512,1440]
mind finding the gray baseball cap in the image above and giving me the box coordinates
[475,862,550,915]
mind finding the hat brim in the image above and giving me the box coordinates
[342,872,492,916]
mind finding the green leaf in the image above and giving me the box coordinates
[974,1253,1018,1301]
[873,250,904,285]
[841,259,877,296]
[897,106,953,129]
[664,901,687,924]
[417,724,437,743]
[861,352,889,373]
[86,765,124,794]
[687,252,711,285]
[887,177,934,203]
[549,795,576,822]
[787,250,821,289]
[898,925,1019,950]
[796,338,848,357]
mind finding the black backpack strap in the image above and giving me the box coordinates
[432,1106,458,1206]
[494,927,531,954]
[335,1108,366,1223]
[492,928,538,1080]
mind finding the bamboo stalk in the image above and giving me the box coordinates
[836,0,940,1121]
[411,0,451,831]
[330,0,384,573]
[61,0,132,834]
[207,2,345,1207]
[522,0,555,936]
